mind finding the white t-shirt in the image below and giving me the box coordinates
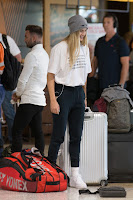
[48,41,92,86]
[0,33,21,56]
[16,44,49,106]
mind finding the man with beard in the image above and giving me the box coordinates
[9,25,49,155]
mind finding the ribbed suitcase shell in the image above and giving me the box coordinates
[59,109,108,185]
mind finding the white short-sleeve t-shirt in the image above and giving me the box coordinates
[48,41,92,86]
[0,33,21,56]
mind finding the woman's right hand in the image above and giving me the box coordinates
[50,99,60,115]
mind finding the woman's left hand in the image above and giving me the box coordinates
[85,98,87,107]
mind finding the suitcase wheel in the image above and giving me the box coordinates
[100,180,108,186]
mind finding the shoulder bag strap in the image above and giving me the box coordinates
[2,34,10,51]
[79,188,99,195]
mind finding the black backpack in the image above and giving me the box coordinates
[1,34,22,91]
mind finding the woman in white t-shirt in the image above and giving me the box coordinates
[47,15,92,189]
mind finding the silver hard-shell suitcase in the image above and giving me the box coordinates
[59,108,108,186]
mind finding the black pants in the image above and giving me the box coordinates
[48,84,85,167]
[11,104,44,154]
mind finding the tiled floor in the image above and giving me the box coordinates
[1,135,133,200]
[0,183,133,200]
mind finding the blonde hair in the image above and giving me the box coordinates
[63,30,88,68]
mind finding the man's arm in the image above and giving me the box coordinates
[16,53,34,97]
[15,53,22,62]
[119,56,129,87]
[47,72,60,115]
[89,56,98,77]
[7,35,21,61]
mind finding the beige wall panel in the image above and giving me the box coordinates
[0,0,6,34]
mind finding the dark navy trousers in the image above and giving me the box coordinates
[48,84,85,167]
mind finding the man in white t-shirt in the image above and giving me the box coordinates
[0,33,21,156]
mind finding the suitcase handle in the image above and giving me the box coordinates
[108,83,122,88]
[84,107,94,120]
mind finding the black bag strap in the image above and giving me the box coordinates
[2,34,10,51]
[108,83,122,88]
[79,189,99,195]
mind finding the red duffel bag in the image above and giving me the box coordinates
[0,148,68,193]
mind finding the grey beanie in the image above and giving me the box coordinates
[68,15,88,34]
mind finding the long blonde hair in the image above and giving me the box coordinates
[63,30,88,68]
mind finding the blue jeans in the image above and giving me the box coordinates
[2,91,15,143]
[0,85,5,155]
[48,84,85,167]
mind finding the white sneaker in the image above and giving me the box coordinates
[70,174,87,189]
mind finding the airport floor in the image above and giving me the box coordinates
[1,135,133,200]
[1,183,133,200]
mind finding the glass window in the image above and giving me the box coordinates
[1,0,43,58]
[50,4,76,47]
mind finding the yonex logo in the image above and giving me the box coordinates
[6,176,27,191]
[0,172,6,182]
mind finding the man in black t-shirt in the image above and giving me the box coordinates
[89,13,129,91]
